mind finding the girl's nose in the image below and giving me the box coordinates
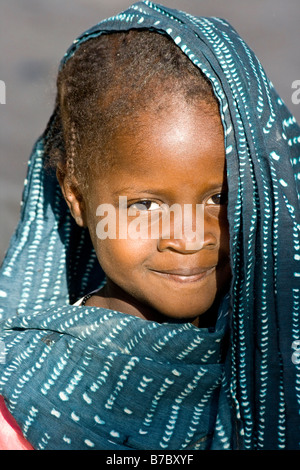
[157,206,218,253]
[157,231,217,253]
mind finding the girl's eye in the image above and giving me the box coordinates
[129,200,161,212]
[206,192,228,205]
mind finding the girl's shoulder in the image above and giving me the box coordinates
[0,396,33,450]
[73,290,99,307]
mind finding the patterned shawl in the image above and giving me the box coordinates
[0,1,299,450]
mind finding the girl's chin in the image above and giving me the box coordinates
[138,300,217,325]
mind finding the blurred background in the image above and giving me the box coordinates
[0,0,299,264]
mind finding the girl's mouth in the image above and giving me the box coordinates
[150,266,216,284]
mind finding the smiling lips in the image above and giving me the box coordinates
[151,266,216,283]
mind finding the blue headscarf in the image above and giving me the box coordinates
[0,1,299,450]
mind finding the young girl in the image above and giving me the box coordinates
[0,1,299,450]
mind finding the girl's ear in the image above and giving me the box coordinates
[56,165,86,227]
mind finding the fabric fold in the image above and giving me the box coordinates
[0,300,231,450]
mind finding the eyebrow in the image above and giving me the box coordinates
[112,182,228,194]
[111,187,164,196]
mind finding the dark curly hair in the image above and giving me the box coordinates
[45,29,218,189]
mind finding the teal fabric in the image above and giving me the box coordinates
[0,300,231,450]
[0,1,300,450]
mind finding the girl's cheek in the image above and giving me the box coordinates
[95,237,155,268]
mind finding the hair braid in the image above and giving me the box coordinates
[45,30,218,188]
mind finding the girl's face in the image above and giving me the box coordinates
[65,98,231,326]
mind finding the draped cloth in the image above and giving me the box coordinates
[0,1,299,450]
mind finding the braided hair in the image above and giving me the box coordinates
[45,30,217,189]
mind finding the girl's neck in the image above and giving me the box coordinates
[84,281,219,328]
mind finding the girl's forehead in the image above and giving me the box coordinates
[111,99,224,163]
[89,100,226,197]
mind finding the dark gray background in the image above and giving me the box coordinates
[1,0,299,263]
